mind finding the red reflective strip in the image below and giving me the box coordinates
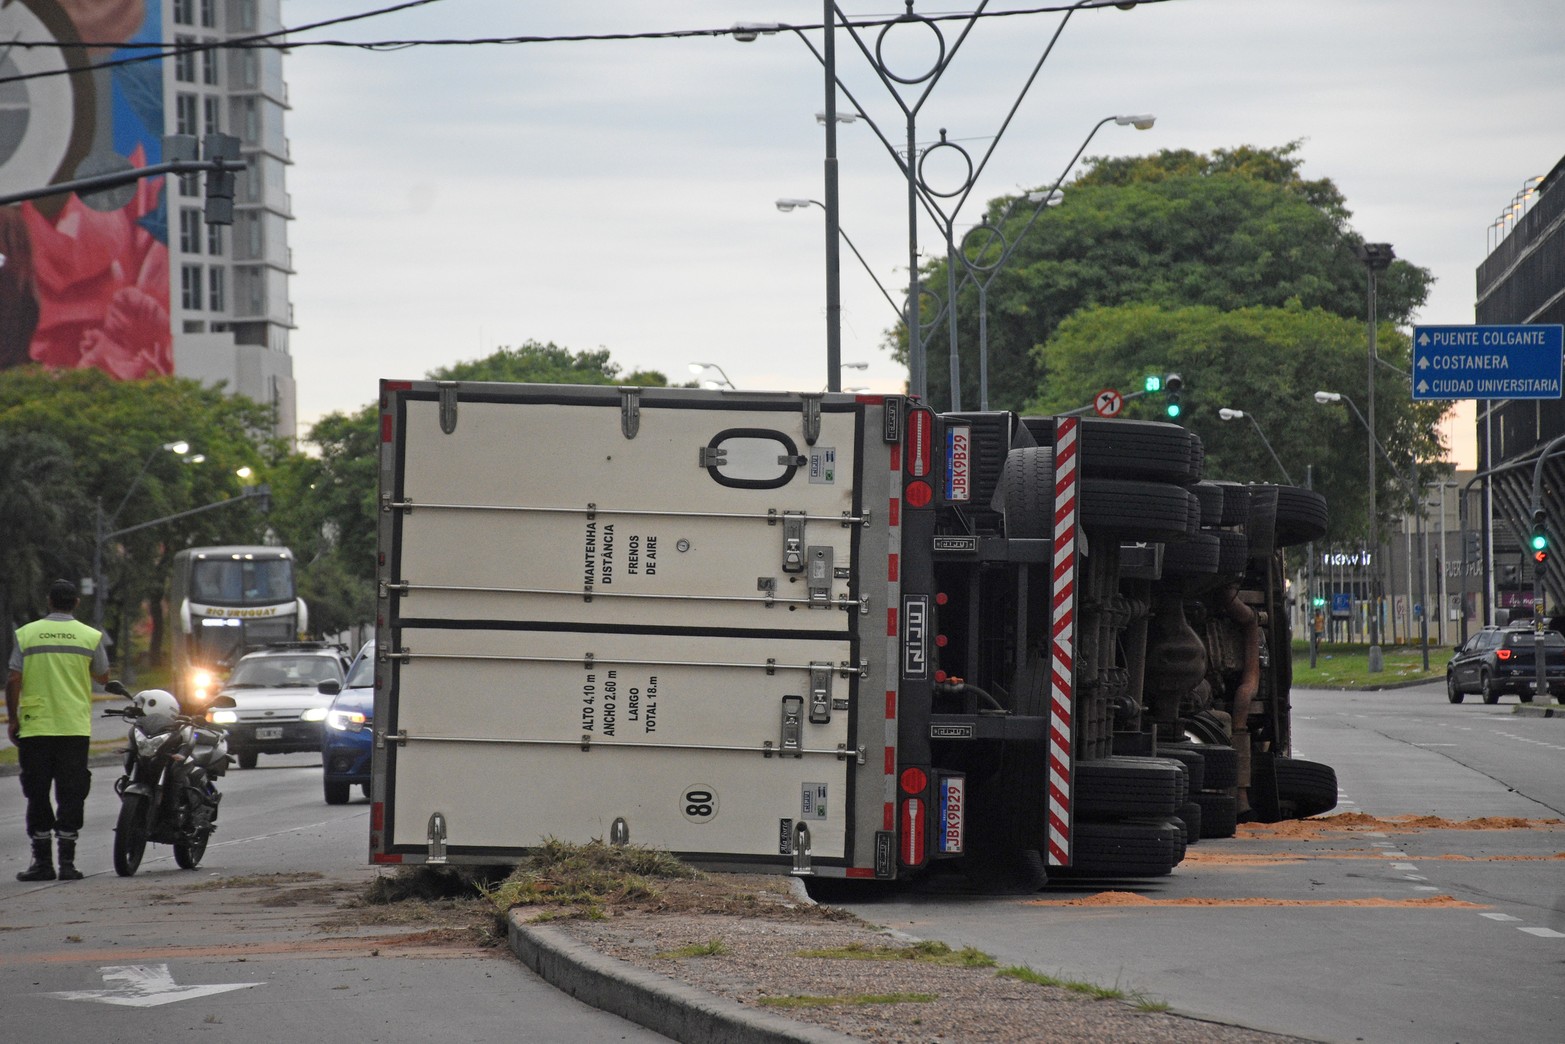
[372,852,403,864]
[884,803,896,830]
[885,748,896,775]
[885,690,896,718]
[889,498,900,526]
[887,607,898,636]
[846,867,877,878]
[383,380,412,391]
[890,442,902,471]
[381,412,394,443]
[888,553,899,582]
[371,802,385,831]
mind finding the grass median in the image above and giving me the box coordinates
[1291,640,1446,689]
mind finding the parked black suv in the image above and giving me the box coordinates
[1446,625,1565,704]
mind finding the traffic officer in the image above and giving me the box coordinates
[6,579,109,881]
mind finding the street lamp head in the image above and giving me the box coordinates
[183,454,206,464]
[1025,189,1064,206]
[775,198,816,212]
[236,466,254,480]
[1114,114,1156,130]
[1218,408,1243,421]
[730,22,779,43]
[1313,391,1342,404]
[163,440,190,455]
[1354,241,1396,270]
[815,111,859,125]
[842,361,869,371]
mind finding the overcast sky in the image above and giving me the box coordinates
[280,0,1565,468]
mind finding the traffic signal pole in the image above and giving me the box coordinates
[0,134,241,224]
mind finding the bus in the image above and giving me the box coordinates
[169,546,308,705]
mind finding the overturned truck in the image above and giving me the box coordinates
[369,383,1335,882]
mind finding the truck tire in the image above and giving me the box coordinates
[1251,754,1338,821]
[1080,480,1197,544]
[1156,745,1206,791]
[1056,819,1183,877]
[1188,433,1206,485]
[1193,791,1238,838]
[1211,481,1250,527]
[1271,485,1329,547]
[1188,743,1239,790]
[1174,801,1203,845]
[1026,418,1197,483]
[1074,756,1185,818]
[1184,708,1232,746]
[1000,447,1054,539]
[1215,530,1248,574]
[1191,482,1225,527]
[1161,532,1221,576]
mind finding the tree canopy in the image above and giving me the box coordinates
[902,142,1434,416]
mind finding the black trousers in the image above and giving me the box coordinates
[16,736,92,838]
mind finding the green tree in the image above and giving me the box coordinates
[0,367,275,666]
[1029,302,1449,541]
[430,341,670,386]
[902,142,1434,415]
[0,430,84,666]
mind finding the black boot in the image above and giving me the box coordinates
[16,836,55,882]
[56,834,83,881]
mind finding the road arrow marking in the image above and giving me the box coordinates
[48,964,260,1007]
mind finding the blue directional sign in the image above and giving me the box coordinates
[1412,324,1564,400]
[1330,591,1351,618]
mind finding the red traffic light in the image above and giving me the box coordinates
[1535,548,1549,565]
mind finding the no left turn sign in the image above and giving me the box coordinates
[1093,388,1123,418]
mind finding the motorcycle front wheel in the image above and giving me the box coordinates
[113,795,149,877]
[174,832,208,870]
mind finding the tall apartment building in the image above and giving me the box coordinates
[0,0,295,439]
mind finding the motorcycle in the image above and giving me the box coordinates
[102,681,235,876]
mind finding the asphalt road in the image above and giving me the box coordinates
[0,751,666,1044]
[828,683,1565,1044]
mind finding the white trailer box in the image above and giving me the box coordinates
[372,382,920,876]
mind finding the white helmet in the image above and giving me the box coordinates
[135,689,180,732]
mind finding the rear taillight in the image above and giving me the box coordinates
[1497,648,1512,661]
[906,408,933,478]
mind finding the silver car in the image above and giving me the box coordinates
[208,644,350,768]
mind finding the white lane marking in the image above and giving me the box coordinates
[1402,874,1429,882]
[48,965,260,1007]
[1518,927,1565,938]
[1380,851,1410,858]
[1413,743,1458,747]
[1412,886,1439,892]
[1493,730,1565,752]
[1364,831,1387,838]
[1481,913,1522,921]
[1391,862,1418,870]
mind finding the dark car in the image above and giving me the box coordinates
[1446,625,1565,704]
[208,642,351,768]
[320,640,374,804]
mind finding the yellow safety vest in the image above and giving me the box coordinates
[14,617,102,737]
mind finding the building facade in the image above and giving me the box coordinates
[1474,154,1565,627]
[0,0,295,438]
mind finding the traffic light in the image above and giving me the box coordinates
[1143,374,1163,393]
[202,132,241,225]
[1464,531,1481,560]
[1163,373,1183,420]
[1530,509,1549,565]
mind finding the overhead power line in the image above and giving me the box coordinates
[0,0,1172,87]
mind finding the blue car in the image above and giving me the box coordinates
[321,640,374,804]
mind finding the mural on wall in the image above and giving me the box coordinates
[0,0,171,378]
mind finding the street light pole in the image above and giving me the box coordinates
[776,199,903,319]
[92,440,190,633]
[1217,408,1293,485]
[1355,242,1395,673]
[822,0,842,393]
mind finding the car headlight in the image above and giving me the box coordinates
[301,707,329,723]
[208,709,238,725]
[326,709,368,733]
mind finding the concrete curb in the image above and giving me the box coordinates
[1513,704,1565,718]
[508,916,856,1044]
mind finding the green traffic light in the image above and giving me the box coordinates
[1144,375,1162,393]
[1531,531,1549,551]
[1165,402,1182,419]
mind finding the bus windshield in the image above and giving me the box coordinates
[190,556,295,606]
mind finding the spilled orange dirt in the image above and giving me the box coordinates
[1237,813,1563,840]
[1027,891,1486,909]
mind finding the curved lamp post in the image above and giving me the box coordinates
[688,362,737,389]
[776,198,904,320]
[1217,408,1293,485]
[1316,389,1430,670]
